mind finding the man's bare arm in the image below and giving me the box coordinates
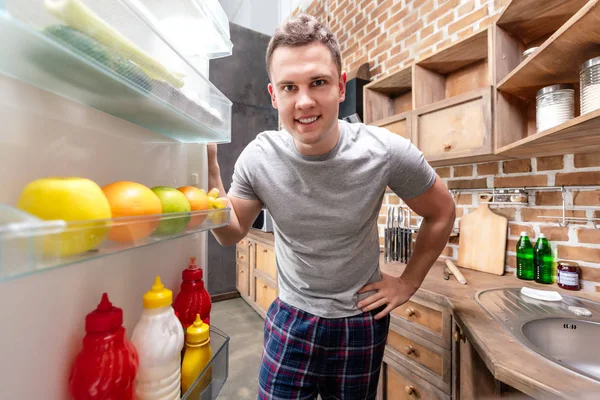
[401,176,456,287]
[208,144,263,246]
[358,176,455,319]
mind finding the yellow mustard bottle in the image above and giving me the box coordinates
[181,314,212,395]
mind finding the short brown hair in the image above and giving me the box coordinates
[266,13,342,79]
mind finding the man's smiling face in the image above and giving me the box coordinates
[268,42,346,155]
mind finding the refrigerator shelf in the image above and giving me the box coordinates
[182,325,230,400]
[0,206,230,281]
[0,0,232,143]
[128,0,233,61]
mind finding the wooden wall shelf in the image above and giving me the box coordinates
[362,1,599,166]
[371,112,412,142]
[413,87,495,167]
[496,0,589,46]
[497,0,600,98]
[496,108,600,157]
[414,28,491,109]
[363,65,412,125]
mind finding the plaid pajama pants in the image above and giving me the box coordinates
[258,298,390,400]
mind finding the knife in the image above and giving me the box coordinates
[406,208,412,263]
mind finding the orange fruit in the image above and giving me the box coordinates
[102,181,162,243]
[177,186,210,227]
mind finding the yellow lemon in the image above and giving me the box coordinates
[17,177,112,257]
[207,188,219,198]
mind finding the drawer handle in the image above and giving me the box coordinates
[405,385,416,395]
[263,249,268,253]
[405,308,416,317]
[405,345,415,355]
[454,331,465,342]
[263,285,267,289]
[443,143,452,151]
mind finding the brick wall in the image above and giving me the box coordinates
[381,153,600,292]
[296,0,509,80]
[295,0,600,292]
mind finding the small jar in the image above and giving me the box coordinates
[510,189,528,203]
[494,189,509,202]
[536,84,574,132]
[580,56,600,115]
[557,261,581,291]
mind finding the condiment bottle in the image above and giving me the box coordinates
[69,293,138,399]
[173,256,212,327]
[131,276,184,400]
[181,314,213,395]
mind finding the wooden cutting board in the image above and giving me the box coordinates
[457,194,508,275]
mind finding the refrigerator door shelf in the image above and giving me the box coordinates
[0,1,232,143]
[181,325,230,399]
[0,206,230,282]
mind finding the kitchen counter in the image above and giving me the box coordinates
[244,231,600,398]
[381,256,600,399]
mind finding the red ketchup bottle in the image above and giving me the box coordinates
[69,293,138,400]
[174,256,212,328]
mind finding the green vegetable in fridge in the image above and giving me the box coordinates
[44,0,185,88]
[44,25,152,91]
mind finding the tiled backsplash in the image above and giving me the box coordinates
[380,152,600,292]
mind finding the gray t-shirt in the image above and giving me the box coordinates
[229,120,436,318]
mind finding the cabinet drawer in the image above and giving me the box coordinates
[382,352,450,400]
[255,242,277,280]
[373,112,412,142]
[414,87,492,164]
[391,297,451,349]
[255,277,278,315]
[236,261,249,298]
[236,248,247,264]
[387,323,451,392]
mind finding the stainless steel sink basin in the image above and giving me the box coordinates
[476,288,600,382]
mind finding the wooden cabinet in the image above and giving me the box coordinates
[452,323,534,400]
[380,350,450,400]
[373,112,413,142]
[413,88,493,166]
[235,239,250,299]
[236,232,278,318]
[391,298,452,349]
[378,295,453,399]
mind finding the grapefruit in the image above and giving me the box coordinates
[17,177,112,257]
[177,186,210,227]
[102,181,162,243]
[151,186,191,236]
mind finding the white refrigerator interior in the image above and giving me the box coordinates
[0,59,211,398]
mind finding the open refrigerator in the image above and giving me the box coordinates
[0,0,234,398]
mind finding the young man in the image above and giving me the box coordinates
[209,13,455,400]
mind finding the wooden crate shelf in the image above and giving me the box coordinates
[497,0,600,98]
[361,1,599,166]
[364,65,412,123]
[494,0,600,156]
[496,0,589,46]
[414,28,492,108]
[496,107,600,157]
[364,65,413,141]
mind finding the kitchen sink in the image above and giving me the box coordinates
[476,287,600,382]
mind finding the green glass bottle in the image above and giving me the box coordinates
[516,232,534,280]
[533,234,553,284]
